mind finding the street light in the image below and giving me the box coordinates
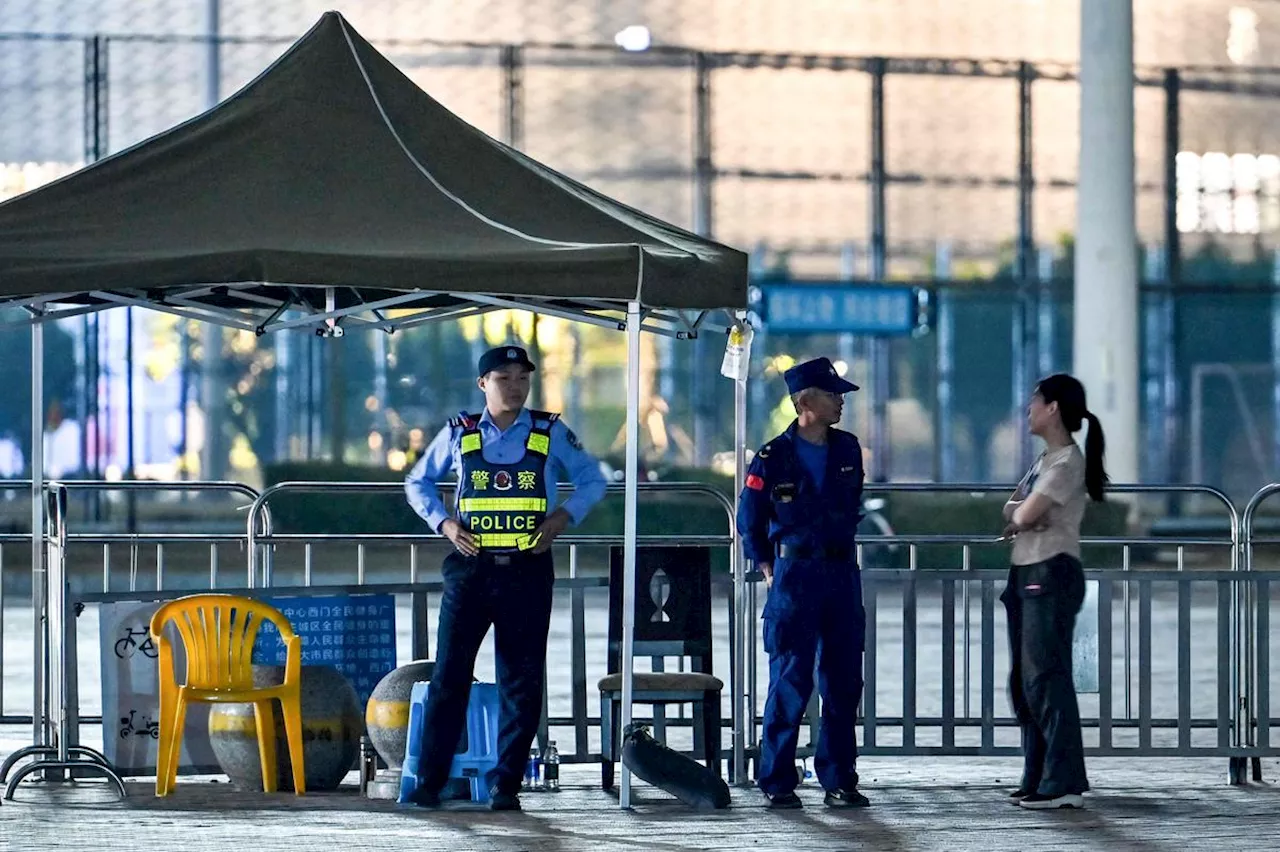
[614,25,651,52]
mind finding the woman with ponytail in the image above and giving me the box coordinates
[1000,373,1107,810]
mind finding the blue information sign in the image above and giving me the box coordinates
[253,593,397,706]
[759,283,919,335]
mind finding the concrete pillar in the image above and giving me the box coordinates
[1074,0,1139,483]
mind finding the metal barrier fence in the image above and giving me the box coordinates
[6,477,1280,789]
[0,480,267,726]
[868,484,1240,755]
[239,479,742,773]
[749,483,1249,778]
[9,481,744,779]
[1238,485,1280,781]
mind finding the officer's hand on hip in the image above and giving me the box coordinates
[530,508,571,554]
[758,561,774,588]
[441,519,479,556]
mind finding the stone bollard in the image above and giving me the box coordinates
[208,664,363,792]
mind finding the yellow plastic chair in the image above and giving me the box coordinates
[149,594,306,796]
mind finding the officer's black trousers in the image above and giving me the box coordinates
[417,550,554,795]
[1000,553,1090,797]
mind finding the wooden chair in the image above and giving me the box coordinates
[598,546,722,790]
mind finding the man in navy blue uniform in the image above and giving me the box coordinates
[405,345,607,810]
[737,356,870,809]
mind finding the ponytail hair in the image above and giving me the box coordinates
[1035,373,1109,502]
[1082,410,1109,502]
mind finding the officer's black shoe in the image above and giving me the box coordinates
[824,787,870,808]
[763,790,803,809]
[1008,787,1033,803]
[407,787,442,808]
[1018,792,1084,810]
[489,787,522,811]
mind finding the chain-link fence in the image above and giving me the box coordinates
[5,3,1280,492]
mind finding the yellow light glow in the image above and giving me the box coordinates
[230,329,257,355]
[769,354,796,376]
[458,315,483,342]
[229,434,258,471]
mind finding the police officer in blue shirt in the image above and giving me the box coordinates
[404,345,607,810]
[737,357,871,809]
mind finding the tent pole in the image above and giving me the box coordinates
[30,318,46,749]
[619,299,642,809]
[731,311,748,785]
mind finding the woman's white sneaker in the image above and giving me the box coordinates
[1018,792,1084,810]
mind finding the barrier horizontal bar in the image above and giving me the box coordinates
[865,482,1235,499]
[70,577,618,605]
[245,479,738,587]
[0,479,260,496]
[64,534,247,544]
[858,568,1244,581]
[545,714,1228,730]
[65,567,1250,605]
[253,533,733,546]
[855,747,1263,757]
[244,533,1227,546]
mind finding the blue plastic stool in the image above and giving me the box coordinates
[399,681,501,804]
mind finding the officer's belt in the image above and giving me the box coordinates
[476,550,540,567]
[777,543,854,561]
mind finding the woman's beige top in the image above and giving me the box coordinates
[1011,443,1087,566]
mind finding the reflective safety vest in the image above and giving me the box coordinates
[453,410,557,551]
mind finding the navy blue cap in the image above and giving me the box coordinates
[784,357,859,395]
[478,345,536,377]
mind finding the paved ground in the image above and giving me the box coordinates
[1,756,1278,851]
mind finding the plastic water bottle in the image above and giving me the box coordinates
[543,741,561,792]
[524,747,541,791]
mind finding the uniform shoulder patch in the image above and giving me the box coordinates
[447,411,478,429]
[563,426,583,450]
[757,443,772,459]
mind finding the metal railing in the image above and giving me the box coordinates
[829,483,1245,767]
[242,480,735,584]
[1236,484,1280,781]
[9,476,1280,791]
[240,479,743,775]
[0,480,265,729]
[2,481,741,776]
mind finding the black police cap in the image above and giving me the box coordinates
[477,345,537,377]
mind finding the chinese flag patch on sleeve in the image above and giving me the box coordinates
[745,474,765,491]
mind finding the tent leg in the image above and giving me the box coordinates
[731,312,748,786]
[30,318,46,751]
[619,300,642,810]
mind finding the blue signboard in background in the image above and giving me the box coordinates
[757,283,921,335]
[253,593,397,707]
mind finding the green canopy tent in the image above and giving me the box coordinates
[0,11,749,807]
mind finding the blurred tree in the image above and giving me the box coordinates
[0,319,78,470]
